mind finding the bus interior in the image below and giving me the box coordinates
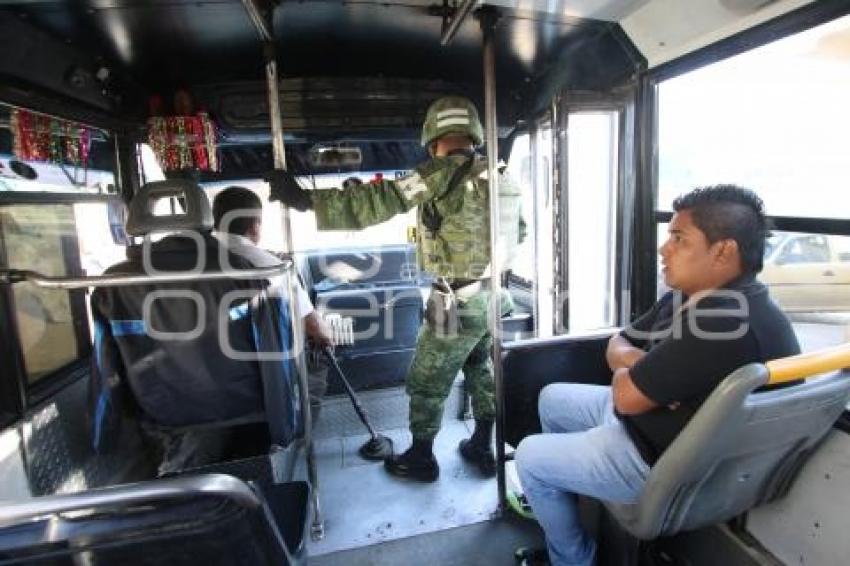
[1,0,850,564]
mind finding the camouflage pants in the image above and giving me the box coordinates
[407,288,512,440]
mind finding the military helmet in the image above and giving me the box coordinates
[420,96,484,148]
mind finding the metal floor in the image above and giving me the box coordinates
[311,515,545,566]
[304,378,521,558]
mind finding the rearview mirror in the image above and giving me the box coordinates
[308,145,362,168]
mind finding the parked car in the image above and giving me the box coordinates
[760,233,850,313]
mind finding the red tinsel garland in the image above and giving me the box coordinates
[146,113,220,172]
[10,108,93,166]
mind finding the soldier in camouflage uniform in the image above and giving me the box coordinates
[267,96,526,482]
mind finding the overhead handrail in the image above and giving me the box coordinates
[766,342,850,385]
[0,261,291,290]
[241,0,273,42]
[441,0,479,46]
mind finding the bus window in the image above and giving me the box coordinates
[760,231,850,317]
[203,180,287,251]
[0,103,123,385]
[75,201,130,276]
[293,173,416,252]
[505,133,534,284]
[566,112,619,333]
[506,123,555,338]
[657,14,850,219]
[655,13,850,356]
[0,204,85,383]
[1,198,127,386]
[657,223,850,353]
[202,174,416,256]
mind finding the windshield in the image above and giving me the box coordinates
[201,171,416,253]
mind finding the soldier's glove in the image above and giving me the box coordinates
[265,169,313,211]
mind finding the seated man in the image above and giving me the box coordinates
[212,186,333,422]
[89,181,303,477]
[515,185,801,566]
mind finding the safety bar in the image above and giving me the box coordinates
[0,474,260,527]
[241,0,273,42]
[766,342,850,385]
[0,261,291,290]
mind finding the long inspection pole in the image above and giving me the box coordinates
[241,0,323,540]
[480,8,508,513]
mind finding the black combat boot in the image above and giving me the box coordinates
[459,419,496,477]
[384,438,439,482]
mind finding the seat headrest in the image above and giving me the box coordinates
[126,180,213,237]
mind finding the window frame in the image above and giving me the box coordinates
[0,247,26,427]
[556,92,636,332]
[0,194,104,418]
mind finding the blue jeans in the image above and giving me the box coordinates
[515,384,650,566]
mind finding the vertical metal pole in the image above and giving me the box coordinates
[553,97,570,334]
[263,40,323,540]
[549,100,561,335]
[529,122,540,337]
[480,8,507,513]
[617,93,637,326]
[633,74,659,318]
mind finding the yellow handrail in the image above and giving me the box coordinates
[766,342,850,385]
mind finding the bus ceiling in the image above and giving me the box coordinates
[0,0,826,137]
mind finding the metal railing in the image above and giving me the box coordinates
[0,261,291,290]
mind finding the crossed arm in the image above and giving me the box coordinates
[606,334,659,416]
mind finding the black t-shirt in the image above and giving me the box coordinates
[620,275,801,465]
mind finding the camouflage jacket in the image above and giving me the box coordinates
[312,152,527,279]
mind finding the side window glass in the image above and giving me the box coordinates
[203,176,415,253]
[0,201,125,386]
[805,236,830,262]
[832,236,850,263]
[0,204,86,384]
[506,133,534,283]
[780,236,829,264]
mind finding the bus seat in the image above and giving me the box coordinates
[0,474,309,565]
[89,179,301,458]
[605,344,850,540]
[502,331,614,447]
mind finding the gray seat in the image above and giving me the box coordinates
[605,345,850,539]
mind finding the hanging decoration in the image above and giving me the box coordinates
[145,90,220,172]
[10,108,93,166]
